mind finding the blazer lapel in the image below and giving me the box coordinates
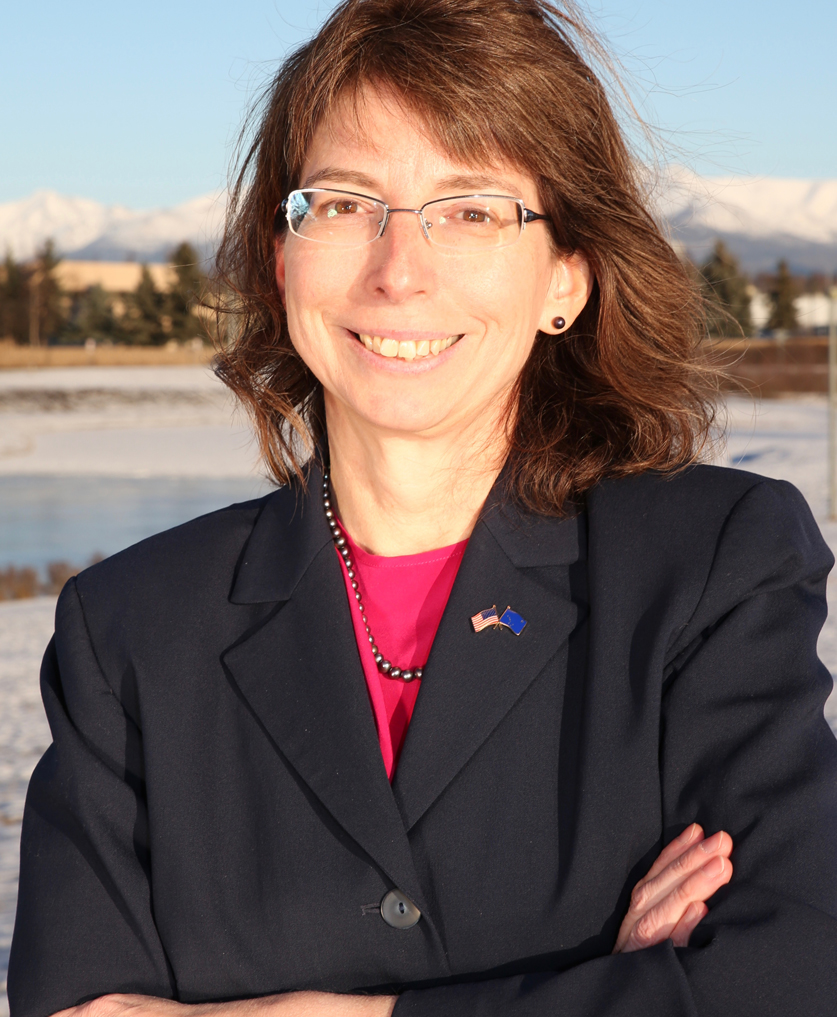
[222,477,427,912]
[392,501,583,831]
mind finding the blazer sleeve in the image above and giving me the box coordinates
[8,578,175,1017]
[394,479,837,1017]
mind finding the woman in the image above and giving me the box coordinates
[10,1,837,1014]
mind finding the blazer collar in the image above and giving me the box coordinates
[479,480,584,568]
[392,492,583,829]
[229,464,583,607]
[223,464,583,885]
[229,466,333,604]
[224,464,442,940]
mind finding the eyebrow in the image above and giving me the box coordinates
[300,167,380,191]
[299,167,521,198]
[432,173,521,195]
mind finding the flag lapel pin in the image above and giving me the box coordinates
[471,605,500,632]
[498,606,527,635]
[471,605,528,635]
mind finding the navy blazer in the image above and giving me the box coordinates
[9,464,837,1016]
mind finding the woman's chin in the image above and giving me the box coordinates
[349,403,457,437]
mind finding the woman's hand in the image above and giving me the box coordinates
[613,823,733,954]
[52,990,396,1017]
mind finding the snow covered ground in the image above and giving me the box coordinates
[0,599,53,1012]
[1,369,837,1010]
[0,366,260,478]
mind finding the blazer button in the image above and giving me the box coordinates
[381,889,421,929]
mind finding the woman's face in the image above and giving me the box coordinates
[275,88,592,443]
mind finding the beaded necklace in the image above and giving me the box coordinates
[322,469,424,683]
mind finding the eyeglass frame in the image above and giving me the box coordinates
[274,187,552,249]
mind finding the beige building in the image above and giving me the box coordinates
[55,260,177,294]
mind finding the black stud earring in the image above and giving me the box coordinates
[552,316,566,331]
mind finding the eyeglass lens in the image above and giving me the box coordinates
[285,189,523,249]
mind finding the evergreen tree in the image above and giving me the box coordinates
[767,259,798,332]
[27,240,65,345]
[66,284,118,342]
[167,241,206,340]
[124,265,167,345]
[0,252,29,343]
[699,240,752,337]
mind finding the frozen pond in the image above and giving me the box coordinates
[0,474,272,572]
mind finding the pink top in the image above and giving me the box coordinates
[336,530,467,780]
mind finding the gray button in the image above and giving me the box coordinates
[380,889,421,929]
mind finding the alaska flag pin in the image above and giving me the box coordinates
[499,606,527,636]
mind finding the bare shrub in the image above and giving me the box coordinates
[0,566,40,601]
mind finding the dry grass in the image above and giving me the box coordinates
[0,339,214,369]
[0,556,104,601]
[711,335,831,397]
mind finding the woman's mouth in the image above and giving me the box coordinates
[353,333,463,361]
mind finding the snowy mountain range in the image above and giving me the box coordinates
[0,190,226,266]
[2,170,836,273]
[655,167,837,274]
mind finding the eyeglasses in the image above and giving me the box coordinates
[277,188,551,251]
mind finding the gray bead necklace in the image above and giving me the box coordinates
[323,470,424,683]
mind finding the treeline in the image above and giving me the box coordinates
[0,241,208,346]
[697,241,829,338]
[0,556,103,601]
[0,235,828,346]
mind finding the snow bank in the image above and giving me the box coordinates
[0,365,260,478]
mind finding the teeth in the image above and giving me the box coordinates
[356,333,461,360]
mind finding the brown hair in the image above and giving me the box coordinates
[214,0,720,515]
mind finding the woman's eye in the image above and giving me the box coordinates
[459,208,490,223]
[440,206,496,226]
[327,200,360,217]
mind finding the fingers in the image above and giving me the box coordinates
[613,827,734,955]
[621,853,733,953]
[612,825,704,954]
[629,829,732,918]
[670,900,708,948]
[636,823,704,887]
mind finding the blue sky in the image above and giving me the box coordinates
[1,0,834,207]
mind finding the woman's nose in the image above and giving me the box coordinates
[380,208,427,239]
[366,209,435,300]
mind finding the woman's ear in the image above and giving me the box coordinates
[538,251,594,333]
[274,236,287,307]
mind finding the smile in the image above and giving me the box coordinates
[354,333,463,360]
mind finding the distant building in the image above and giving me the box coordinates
[796,293,834,331]
[54,261,176,295]
[748,286,770,330]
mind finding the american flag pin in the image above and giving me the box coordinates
[471,605,500,632]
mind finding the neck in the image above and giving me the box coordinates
[324,398,509,556]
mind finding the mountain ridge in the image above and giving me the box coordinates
[2,173,836,273]
[0,189,226,266]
